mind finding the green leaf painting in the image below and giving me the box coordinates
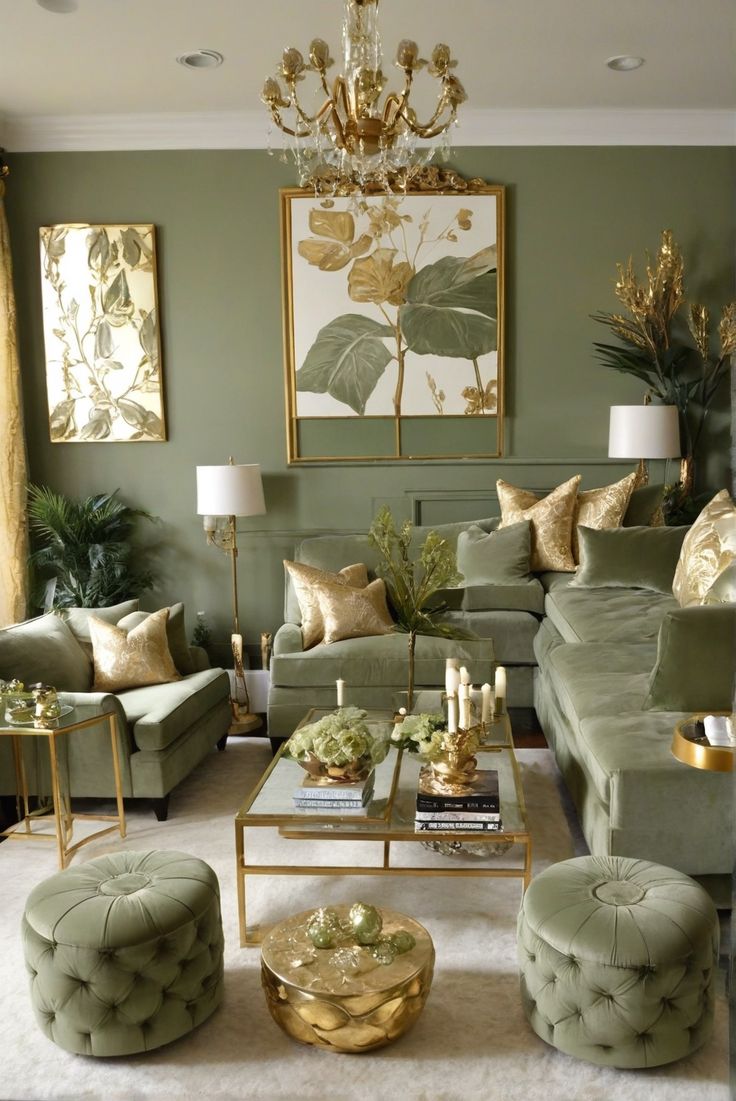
[39,224,166,442]
[292,194,501,419]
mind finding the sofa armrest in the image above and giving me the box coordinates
[644,605,735,712]
[57,691,134,752]
[273,623,304,655]
[188,645,211,672]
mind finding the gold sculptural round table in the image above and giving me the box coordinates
[260,905,434,1052]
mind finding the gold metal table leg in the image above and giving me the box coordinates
[108,713,127,839]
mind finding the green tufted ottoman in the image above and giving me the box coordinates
[517,855,718,1068]
[22,850,225,1056]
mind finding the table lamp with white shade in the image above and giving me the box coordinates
[196,459,266,733]
[608,404,681,486]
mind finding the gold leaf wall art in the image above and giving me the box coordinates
[39,223,166,443]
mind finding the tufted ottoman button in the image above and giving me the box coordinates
[22,850,225,1057]
[516,855,719,1069]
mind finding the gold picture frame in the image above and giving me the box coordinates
[39,223,166,443]
[280,179,505,463]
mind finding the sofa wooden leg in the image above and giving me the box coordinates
[152,795,170,822]
[216,734,228,752]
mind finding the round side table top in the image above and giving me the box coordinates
[671,713,734,773]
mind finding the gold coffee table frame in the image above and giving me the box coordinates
[0,708,126,868]
[235,710,531,947]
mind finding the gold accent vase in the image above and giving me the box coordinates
[424,726,481,795]
[298,752,374,786]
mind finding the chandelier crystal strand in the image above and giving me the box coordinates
[261,0,466,193]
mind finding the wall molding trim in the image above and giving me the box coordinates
[2,107,734,153]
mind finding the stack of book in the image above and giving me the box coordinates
[292,771,375,814]
[415,768,501,832]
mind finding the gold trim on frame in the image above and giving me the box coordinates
[280,180,505,464]
[672,713,734,773]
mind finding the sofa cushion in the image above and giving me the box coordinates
[572,472,636,561]
[544,584,677,644]
[622,483,665,526]
[62,600,140,656]
[117,603,195,675]
[271,633,494,689]
[89,609,180,692]
[456,521,531,585]
[497,476,581,572]
[119,669,230,751]
[672,489,736,607]
[0,613,92,692]
[571,525,689,594]
[644,605,736,713]
[460,580,545,615]
[439,610,540,664]
[284,560,370,647]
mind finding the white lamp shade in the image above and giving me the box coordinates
[608,405,681,460]
[196,464,266,517]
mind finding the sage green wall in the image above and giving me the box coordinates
[6,147,735,663]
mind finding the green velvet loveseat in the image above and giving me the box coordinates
[0,602,231,820]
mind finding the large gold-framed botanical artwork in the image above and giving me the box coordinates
[281,182,505,462]
[39,223,166,443]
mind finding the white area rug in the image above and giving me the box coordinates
[0,739,728,1101]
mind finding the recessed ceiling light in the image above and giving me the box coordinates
[606,55,645,72]
[36,0,79,12]
[176,50,224,70]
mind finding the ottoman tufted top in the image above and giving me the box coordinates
[24,850,220,949]
[524,855,717,968]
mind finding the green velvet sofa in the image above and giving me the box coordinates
[0,607,231,820]
[268,517,543,739]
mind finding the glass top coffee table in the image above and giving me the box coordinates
[234,709,531,946]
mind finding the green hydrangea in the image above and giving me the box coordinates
[391,712,448,761]
[286,708,390,767]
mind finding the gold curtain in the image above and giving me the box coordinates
[0,166,29,626]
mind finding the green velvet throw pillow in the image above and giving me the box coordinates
[0,613,92,692]
[623,483,665,526]
[571,525,689,593]
[456,521,532,585]
[644,605,736,712]
[63,600,140,655]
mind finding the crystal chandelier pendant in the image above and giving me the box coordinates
[261,0,467,194]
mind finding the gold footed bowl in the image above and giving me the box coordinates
[260,905,434,1053]
[297,753,374,785]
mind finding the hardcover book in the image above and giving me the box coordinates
[294,771,375,802]
[414,819,503,832]
[416,767,499,812]
[414,809,501,823]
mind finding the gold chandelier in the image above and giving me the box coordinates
[261,0,467,191]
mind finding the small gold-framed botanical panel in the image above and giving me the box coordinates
[39,223,166,442]
[281,182,505,463]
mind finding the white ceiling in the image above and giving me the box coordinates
[1,0,735,150]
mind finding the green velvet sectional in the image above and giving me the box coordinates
[0,606,231,819]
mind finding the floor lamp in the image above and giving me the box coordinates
[608,404,681,487]
[196,459,266,734]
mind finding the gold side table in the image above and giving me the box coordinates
[671,713,734,773]
[0,708,126,868]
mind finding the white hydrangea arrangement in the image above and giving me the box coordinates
[391,713,448,761]
[286,707,390,767]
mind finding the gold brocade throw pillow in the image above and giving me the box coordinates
[672,489,736,607]
[497,475,581,572]
[284,561,370,649]
[572,472,637,562]
[89,607,180,692]
[316,578,394,646]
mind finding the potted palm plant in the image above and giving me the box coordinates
[28,485,155,609]
[369,505,470,709]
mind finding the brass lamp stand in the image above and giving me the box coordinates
[196,459,266,735]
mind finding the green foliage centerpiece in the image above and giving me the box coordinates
[285,707,390,784]
[369,505,470,709]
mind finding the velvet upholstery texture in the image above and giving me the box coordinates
[571,525,689,593]
[622,483,665,526]
[22,850,224,1056]
[644,605,736,712]
[517,855,718,1068]
[456,521,532,584]
[62,600,140,656]
[0,612,92,691]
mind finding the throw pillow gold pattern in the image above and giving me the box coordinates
[672,489,736,606]
[497,475,581,572]
[316,578,394,645]
[572,472,637,561]
[89,607,180,692]
[284,561,369,649]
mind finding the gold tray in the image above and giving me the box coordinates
[671,713,734,773]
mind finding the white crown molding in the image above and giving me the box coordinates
[2,107,734,152]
